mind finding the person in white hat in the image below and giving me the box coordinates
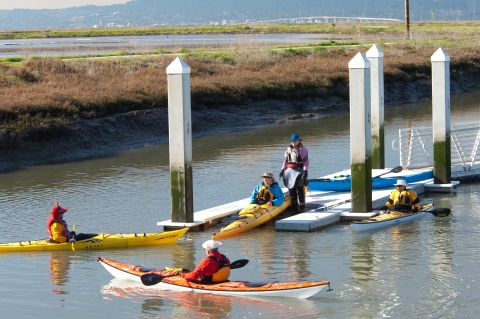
[181,240,231,283]
[248,171,285,207]
[380,179,422,213]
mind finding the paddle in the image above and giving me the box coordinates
[427,208,451,217]
[71,224,76,251]
[373,207,451,217]
[373,166,403,178]
[141,258,249,286]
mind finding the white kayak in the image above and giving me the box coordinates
[351,203,435,232]
[98,257,331,299]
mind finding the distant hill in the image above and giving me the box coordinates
[0,0,476,30]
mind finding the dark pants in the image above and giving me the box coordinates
[289,186,305,211]
[72,232,98,241]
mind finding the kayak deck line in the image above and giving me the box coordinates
[156,167,458,233]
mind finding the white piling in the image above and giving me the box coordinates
[166,57,194,222]
[348,52,372,213]
[366,44,385,169]
[431,48,451,184]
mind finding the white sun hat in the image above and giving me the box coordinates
[394,179,407,187]
[202,240,222,250]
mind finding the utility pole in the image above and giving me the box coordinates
[405,0,410,39]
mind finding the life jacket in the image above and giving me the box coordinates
[389,189,420,210]
[286,144,304,166]
[46,215,71,242]
[256,183,276,204]
[201,254,231,283]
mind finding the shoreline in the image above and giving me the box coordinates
[2,73,480,173]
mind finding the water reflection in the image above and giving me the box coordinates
[283,236,313,280]
[49,251,71,294]
[100,279,322,319]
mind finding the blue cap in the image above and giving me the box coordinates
[289,133,302,141]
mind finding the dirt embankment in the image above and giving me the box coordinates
[2,72,480,172]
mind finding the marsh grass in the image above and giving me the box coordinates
[1,22,480,147]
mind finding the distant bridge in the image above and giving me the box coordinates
[246,16,402,24]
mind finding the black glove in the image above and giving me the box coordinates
[279,170,285,178]
[380,205,389,211]
[302,171,308,180]
[412,207,419,214]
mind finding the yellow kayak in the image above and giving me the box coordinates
[0,228,188,252]
[212,194,291,239]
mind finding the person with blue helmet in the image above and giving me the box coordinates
[279,134,309,212]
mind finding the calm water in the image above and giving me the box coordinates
[0,33,342,57]
[0,91,479,318]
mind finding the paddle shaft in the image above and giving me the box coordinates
[141,258,249,286]
[373,207,451,217]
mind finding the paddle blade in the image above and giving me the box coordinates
[230,259,249,269]
[430,208,451,217]
[390,165,403,174]
[373,166,403,178]
[140,273,165,286]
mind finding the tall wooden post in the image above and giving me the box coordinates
[348,52,372,213]
[431,48,451,184]
[405,0,410,39]
[166,57,194,222]
[366,44,385,169]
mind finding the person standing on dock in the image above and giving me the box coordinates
[279,133,309,212]
[249,172,285,207]
[381,180,422,213]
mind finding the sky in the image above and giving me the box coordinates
[0,0,130,10]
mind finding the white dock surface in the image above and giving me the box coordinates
[157,168,458,231]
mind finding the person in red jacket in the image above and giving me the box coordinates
[181,240,231,283]
[47,202,75,243]
[46,202,97,243]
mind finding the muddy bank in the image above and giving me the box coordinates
[1,72,480,172]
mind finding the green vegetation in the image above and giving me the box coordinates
[1,22,480,149]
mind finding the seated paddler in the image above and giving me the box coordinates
[181,240,231,283]
[46,202,97,243]
[380,179,422,213]
[249,171,284,207]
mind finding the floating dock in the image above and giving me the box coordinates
[158,168,460,232]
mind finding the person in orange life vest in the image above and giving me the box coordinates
[181,240,231,283]
[380,179,422,213]
[46,202,98,243]
[249,171,284,207]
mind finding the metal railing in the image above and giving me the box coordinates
[247,16,401,24]
[392,122,480,171]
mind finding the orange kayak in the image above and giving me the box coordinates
[98,256,331,299]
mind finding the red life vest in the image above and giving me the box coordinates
[46,215,71,242]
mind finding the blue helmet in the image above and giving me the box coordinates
[289,133,302,142]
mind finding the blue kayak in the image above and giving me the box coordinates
[307,170,433,191]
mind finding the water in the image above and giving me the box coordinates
[0,33,342,57]
[0,91,480,318]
